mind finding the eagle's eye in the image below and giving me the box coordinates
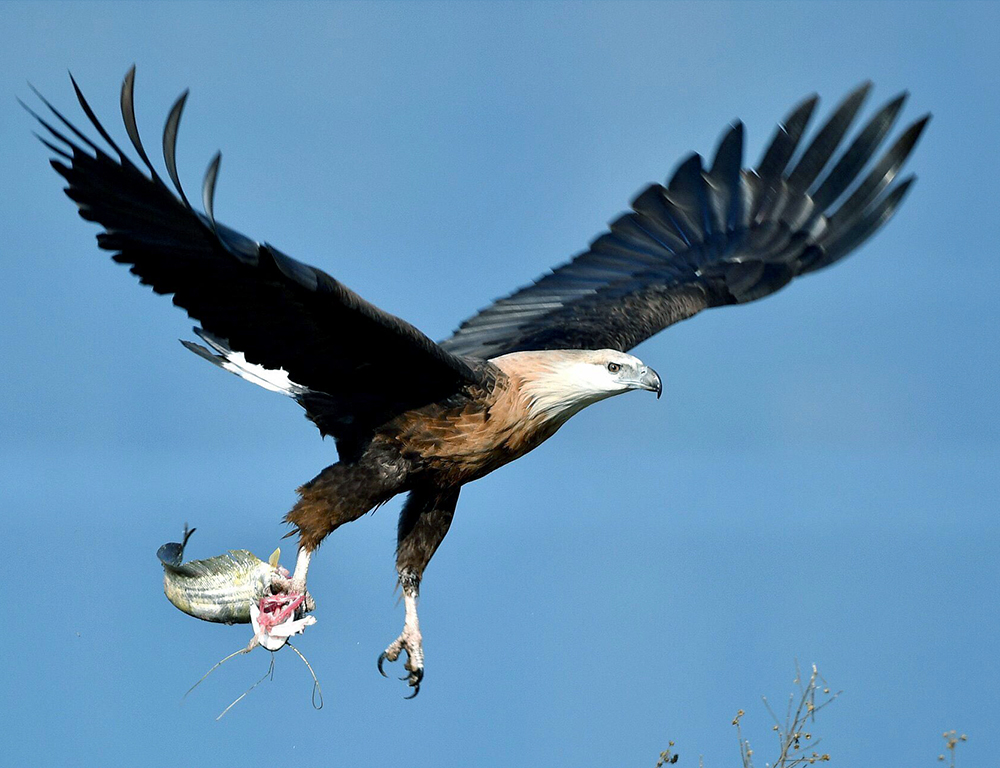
[607,362,622,373]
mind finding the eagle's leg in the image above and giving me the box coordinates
[278,548,314,611]
[379,486,460,698]
[378,572,423,696]
[267,547,315,612]
[276,460,404,611]
[289,547,312,596]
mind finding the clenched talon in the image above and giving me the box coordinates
[378,627,424,698]
[403,666,423,698]
[292,585,316,614]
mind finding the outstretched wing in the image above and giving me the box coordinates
[441,83,929,359]
[28,68,485,447]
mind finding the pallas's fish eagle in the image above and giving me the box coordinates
[29,69,927,696]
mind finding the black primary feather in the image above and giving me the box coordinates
[162,90,192,209]
[201,151,223,239]
[119,66,163,182]
[441,85,929,358]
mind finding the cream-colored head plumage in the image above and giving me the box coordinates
[491,349,662,425]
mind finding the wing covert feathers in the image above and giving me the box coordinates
[29,67,486,446]
[441,83,929,358]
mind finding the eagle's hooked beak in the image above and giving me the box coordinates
[639,366,662,399]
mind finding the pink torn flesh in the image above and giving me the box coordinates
[250,593,316,651]
[257,594,305,632]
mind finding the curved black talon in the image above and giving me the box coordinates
[378,649,423,697]
[403,667,423,698]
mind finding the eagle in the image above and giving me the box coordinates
[28,69,927,697]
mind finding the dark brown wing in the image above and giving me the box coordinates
[28,68,485,447]
[440,84,929,358]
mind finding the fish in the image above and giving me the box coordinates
[157,526,323,717]
[157,525,283,624]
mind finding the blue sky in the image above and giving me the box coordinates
[2,2,997,766]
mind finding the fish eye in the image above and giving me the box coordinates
[607,362,621,373]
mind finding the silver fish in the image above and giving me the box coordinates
[157,526,281,624]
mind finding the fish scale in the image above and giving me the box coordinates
[157,529,278,624]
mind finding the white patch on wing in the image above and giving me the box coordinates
[221,351,305,396]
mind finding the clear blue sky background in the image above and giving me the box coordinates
[2,2,996,766]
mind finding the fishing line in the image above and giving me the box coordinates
[216,654,275,721]
[287,641,324,710]
[184,641,256,700]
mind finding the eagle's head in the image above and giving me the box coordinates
[494,348,662,425]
